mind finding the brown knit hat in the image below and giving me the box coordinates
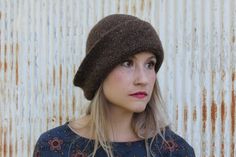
[73,14,164,100]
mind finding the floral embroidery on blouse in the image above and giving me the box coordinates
[48,137,63,151]
[162,140,179,152]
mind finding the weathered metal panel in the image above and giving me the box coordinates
[0,0,235,157]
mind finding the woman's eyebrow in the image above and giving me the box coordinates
[148,56,156,60]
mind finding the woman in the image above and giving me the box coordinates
[33,14,195,157]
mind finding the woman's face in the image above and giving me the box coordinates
[102,52,157,114]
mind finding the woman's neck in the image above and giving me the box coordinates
[106,106,140,142]
[69,108,141,142]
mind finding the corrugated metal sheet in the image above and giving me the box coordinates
[0,0,235,157]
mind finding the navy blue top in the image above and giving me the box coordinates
[33,122,195,157]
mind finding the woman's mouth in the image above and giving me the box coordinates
[129,92,147,99]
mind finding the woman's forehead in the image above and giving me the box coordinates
[130,52,156,59]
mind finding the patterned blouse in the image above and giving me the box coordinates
[33,122,195,157]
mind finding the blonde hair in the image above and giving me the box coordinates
[84,80,169,157]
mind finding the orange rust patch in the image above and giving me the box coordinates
[221,98,225,133]
[202,89,207,132]
[15,44,19,85]
[232,72,235,136]
[3,129,6,155]
[193,106,197,121]
[212,142,215,157]
[184,106,187,131]
[221,142,225,157]
[59,95,62,125]
[211,101,217,133]
[72,95,75,113]
[231,142,235,157]
[4,59,7,73]
[9,118,13,156]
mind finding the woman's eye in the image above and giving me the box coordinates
[121,60,133,67]
[147,61,156,69]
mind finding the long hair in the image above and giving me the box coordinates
[84,79,169,157]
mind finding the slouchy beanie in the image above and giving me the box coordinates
[73,14,164,100]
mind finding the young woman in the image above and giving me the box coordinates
[33,14,195,157]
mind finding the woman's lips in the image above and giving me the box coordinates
[129,92,147,99]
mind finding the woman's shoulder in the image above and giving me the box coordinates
[152,127,195,157]
[33,122,83,157]
[36,122,76,142]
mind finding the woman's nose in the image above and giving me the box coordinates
[133,67,149,85]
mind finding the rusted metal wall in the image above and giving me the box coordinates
[0,0,235,157]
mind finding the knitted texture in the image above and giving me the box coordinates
[73,14,164,100]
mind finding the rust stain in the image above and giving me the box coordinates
[211,142,215,157]
[211,101,217,133]
[231,142,235,157]
[232,35,235,43]
[53,66,55,86]
[4,45,7,73]
[221,96,226,134]
[16,43,19,85]
[193,106,197,121]
[59,64,62,90]
[232,72,235,136]
[9,118,13,157]
[184,106,187,131]
[0,11,2,20]
[72,95,75,113]
[202,88,207,132]
[221,142,225,157]
[3,128,6,156]
[59,95,62,125]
